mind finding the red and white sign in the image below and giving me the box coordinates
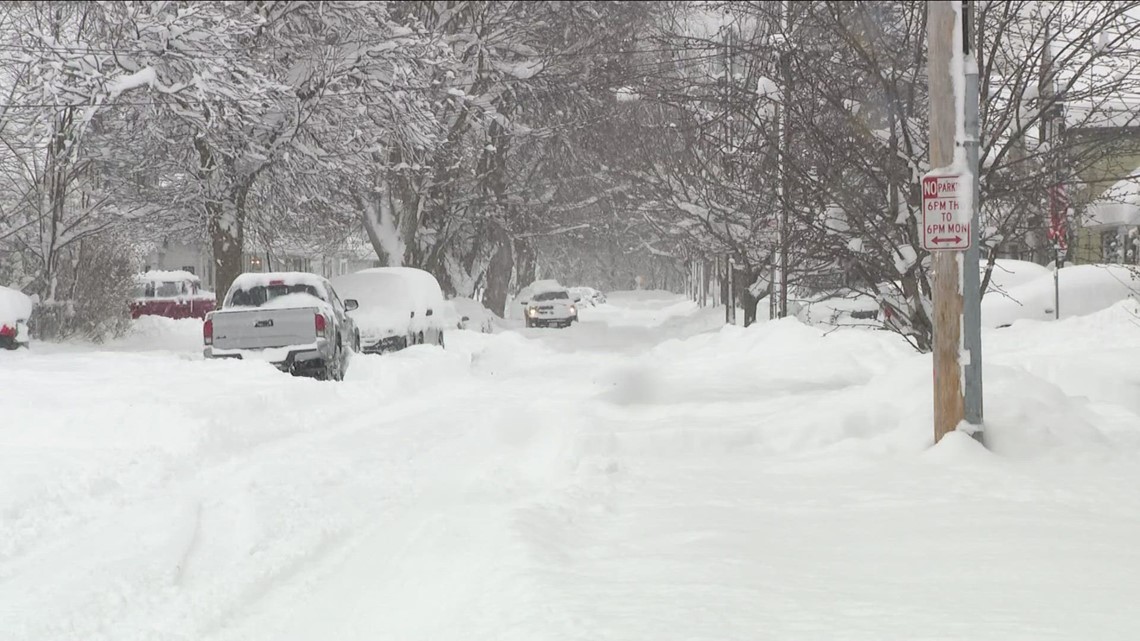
[921,174,970,251]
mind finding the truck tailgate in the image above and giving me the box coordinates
[212,307,317,350]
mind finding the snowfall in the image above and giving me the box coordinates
[3,290,1140,641]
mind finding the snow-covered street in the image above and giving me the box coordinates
[4,291,1140,641]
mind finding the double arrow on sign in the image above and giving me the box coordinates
[931,235,963,245]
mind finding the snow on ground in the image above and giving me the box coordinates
[3,293,1140,640]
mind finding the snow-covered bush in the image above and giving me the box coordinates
[28,239,135,343]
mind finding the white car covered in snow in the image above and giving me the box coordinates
[332,267,447,353]
[442,296,498,334]
[0,285,33,350]
[569,286,607,307]
[204,272,359,380]
[515,280,579,328]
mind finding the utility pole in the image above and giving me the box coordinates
[722,18,738,326]
[928,0,983,444]
[725,255,737,325]
[779,0,791,318]
[771,0,792,319]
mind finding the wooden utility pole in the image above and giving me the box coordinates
[928,1,964,443]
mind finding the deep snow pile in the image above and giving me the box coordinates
[984,258,1050,293]
[3,293,1140,641]
[983,263,1140,327]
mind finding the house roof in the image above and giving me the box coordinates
[1066,97,1140,131]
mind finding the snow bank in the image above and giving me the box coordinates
[110,315,206,354]
[983,258,1049,293]
[795,291,882,329]
[983,264,1140,327]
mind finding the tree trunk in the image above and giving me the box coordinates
[482,226,514,317]
[208,197,245,305]
[515,238,537,288]
[740,266,759,327]
[357,190,402,266]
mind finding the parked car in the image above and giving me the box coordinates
[569,286,607,307]
[331,266,447,354]
[203,272,358,380]
[442,296,497,334]
[131,270,216,320]
[515,280,578,328]
[0,285,33,350]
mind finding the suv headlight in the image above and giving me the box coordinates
[569,305,577,314]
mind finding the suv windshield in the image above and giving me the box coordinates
[229,284,322,307]
[533,290,570,301]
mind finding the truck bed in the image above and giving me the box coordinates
[211,306,318,351]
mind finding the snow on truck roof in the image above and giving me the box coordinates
[525,279,566,294]
[228,272,329,292]
[139,270,200,283]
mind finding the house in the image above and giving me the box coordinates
[1063,97,1140,265]
[143,231,380,293]
[1078,169,1140,264]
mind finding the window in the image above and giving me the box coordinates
[228,284,322,307]
[1102,230,1122,263]
[533,290,570,301]
[328,285,345,314]
[182,266,195,275]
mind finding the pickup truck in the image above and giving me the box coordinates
[516,280,578,329]
[203,272,359,380]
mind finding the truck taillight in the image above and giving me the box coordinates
[203,318,213,345]
[315,313,327,337]
[0,324,14,338]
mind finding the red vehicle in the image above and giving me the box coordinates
[130,270,216,320]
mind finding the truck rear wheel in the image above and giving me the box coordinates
[321,349,344,382]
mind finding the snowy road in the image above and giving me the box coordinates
[4,291,1140,641]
